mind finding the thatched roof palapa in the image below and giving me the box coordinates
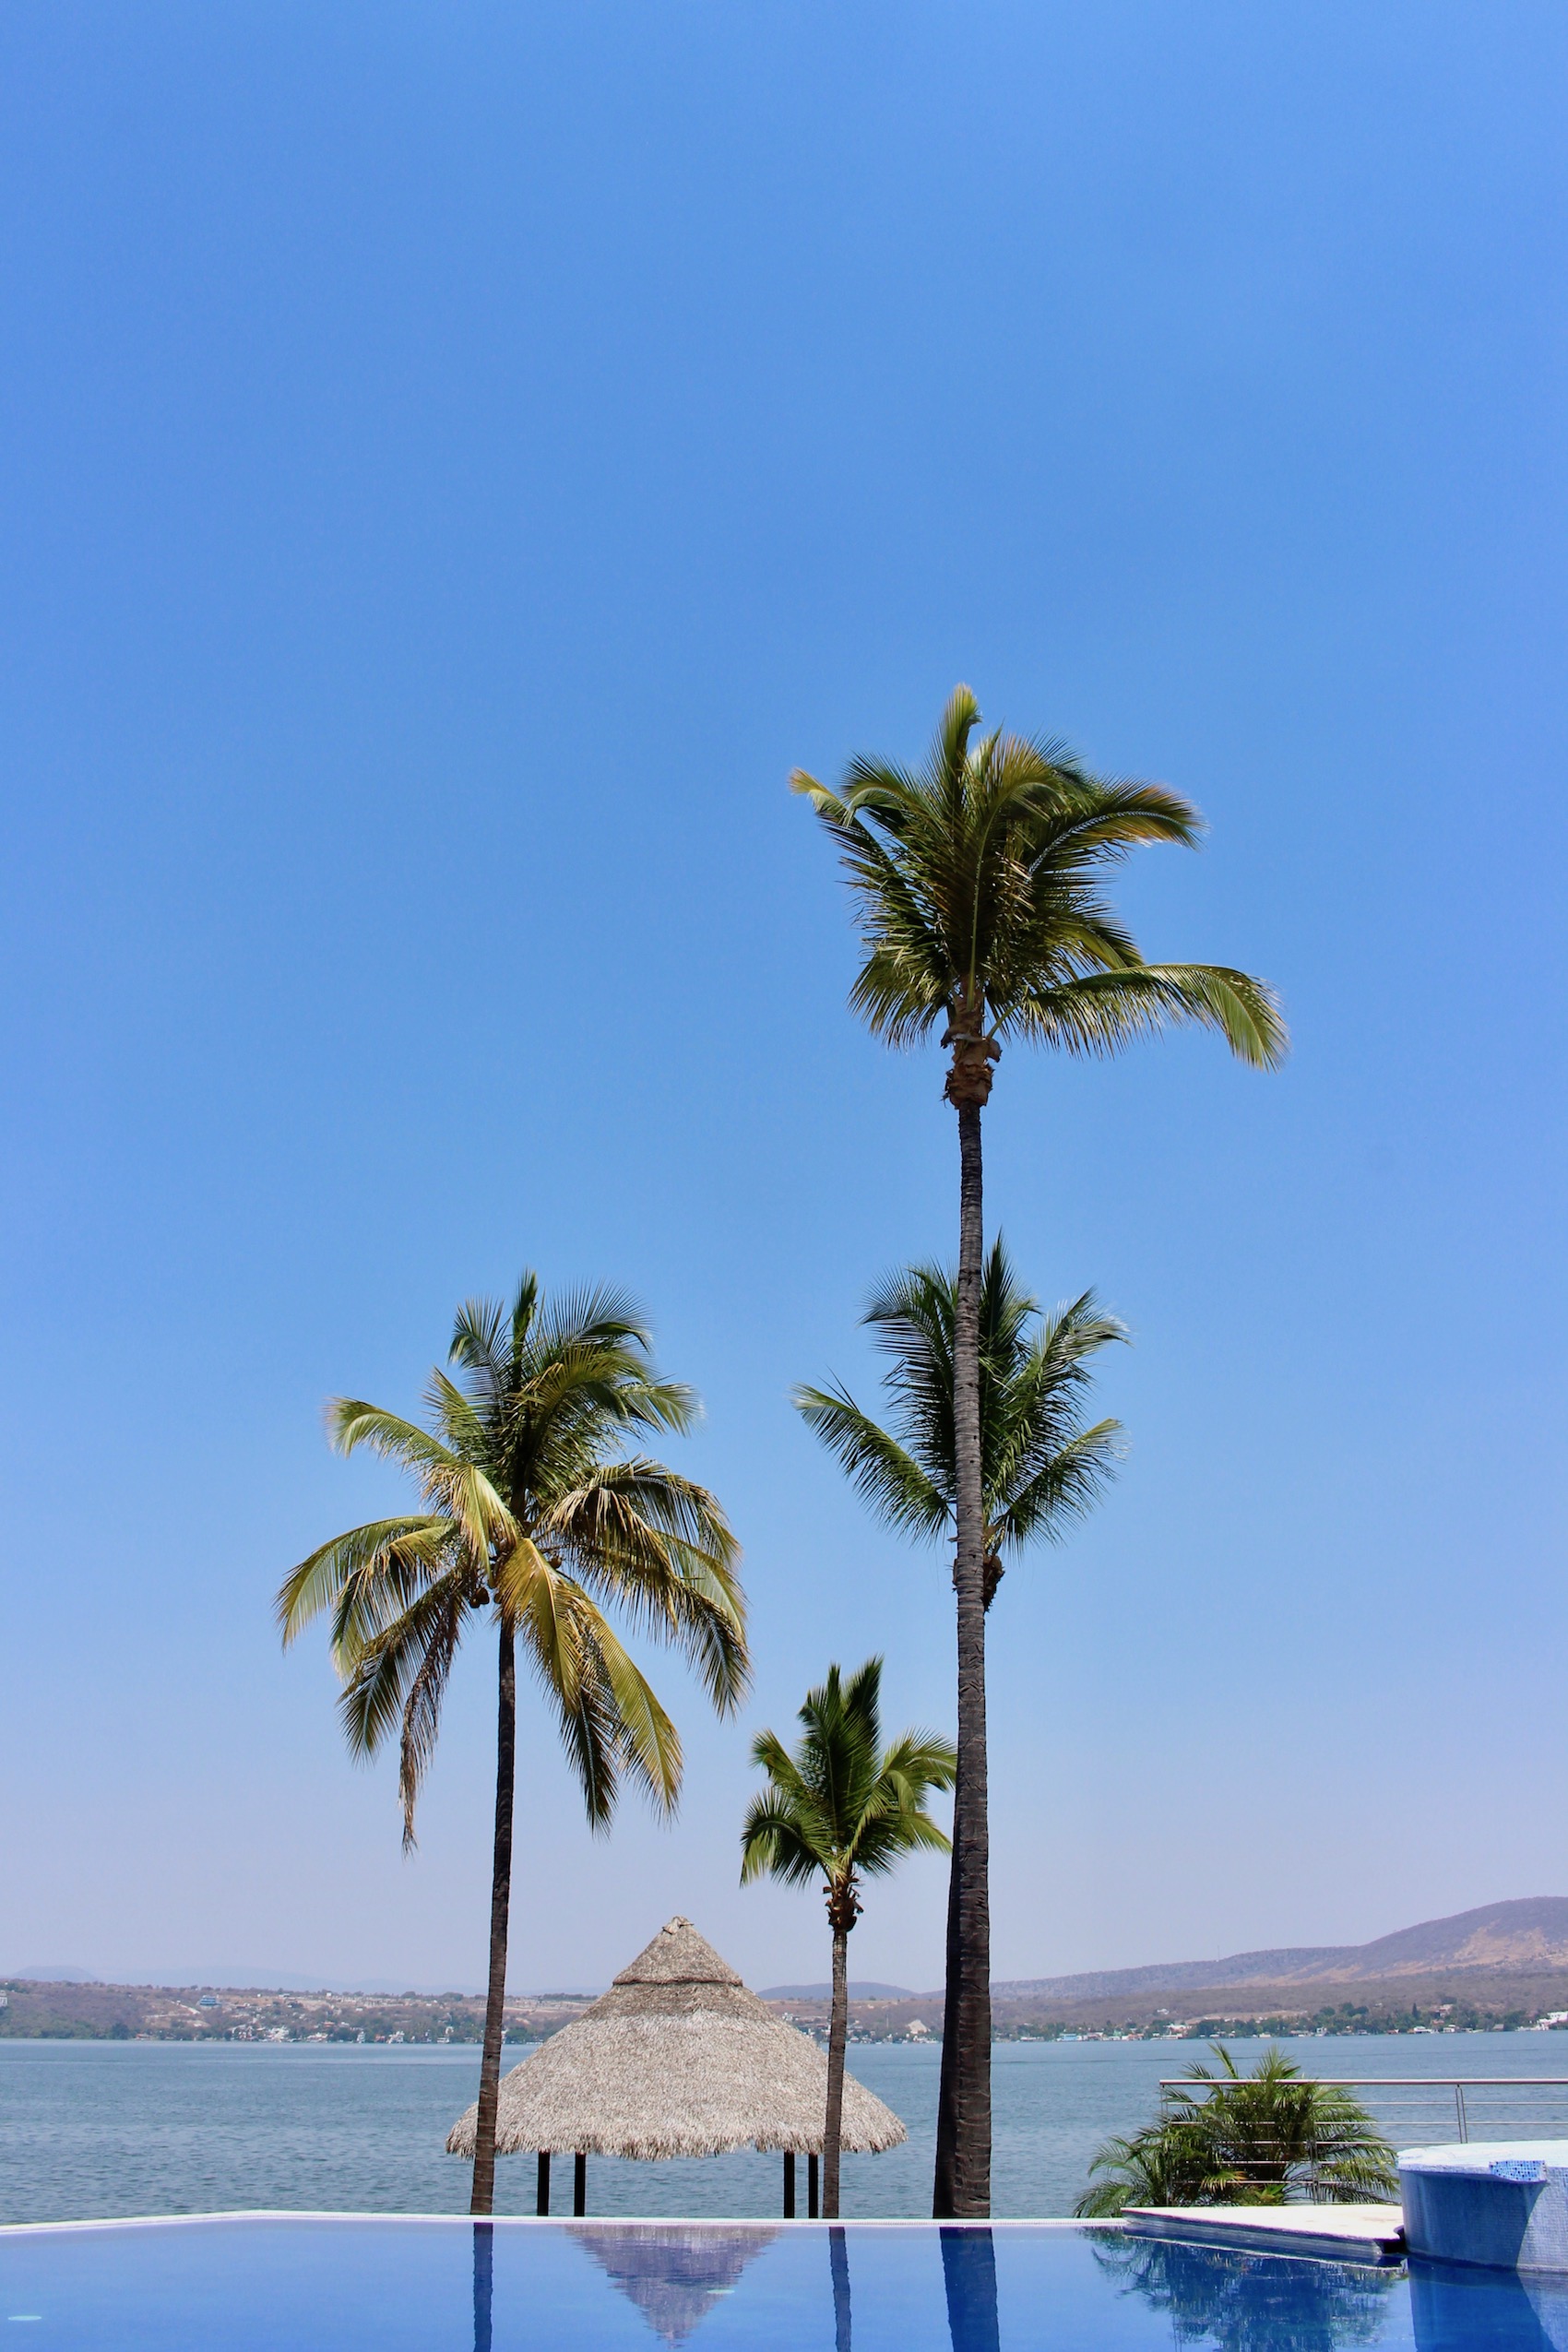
[446,1916,906,2160]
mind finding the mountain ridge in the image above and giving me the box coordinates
[992,1898,1568,2004]
[759,1981,914,2002]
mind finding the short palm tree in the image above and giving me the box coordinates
[793,687,1287,2215]
[277,1274,747,2215]
[740,1657,956,2217]
[1075,2046,1398,2215]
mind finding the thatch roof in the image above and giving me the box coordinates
[445,1916,907,2160]
[569,2227,778,2345]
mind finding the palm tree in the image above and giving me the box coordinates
[1075,2046,1398,2215]
[277,1274,747,2215]
[795,1241,1125,1616]
[796,1241,1124,2216]
[792,688,1287,2215]
[740,1657,956,2217]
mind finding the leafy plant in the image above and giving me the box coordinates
[1075,2045,1398,2215]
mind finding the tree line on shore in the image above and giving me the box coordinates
[279,687,1286,2217]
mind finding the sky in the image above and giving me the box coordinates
[0,0,1563,2001]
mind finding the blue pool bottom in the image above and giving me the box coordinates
[4,2214,1568,2349]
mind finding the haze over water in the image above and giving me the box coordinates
[6,2035,1568,2227]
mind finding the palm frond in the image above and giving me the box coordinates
[583,1609,683,1816]
[337,1571,469,1772]
[995,1420,1125,1550]
[536,1614,622,1830]
[277,1515,450,1645]
[448,1295,511,1416]
[739,1789,826,1889]
[801,1244,1125,1579]
[740,1657,954,1903]
[505,1540,584,1708]
[396,1579,467,1850]
[793,687,1286,1080]
[329,1520,467,1670]
[541,1460,748,1714]
[1015,964,1288,1068]
[328,1400,462,1480]
[879,1728,960,1792]
[792,1384,949,1538]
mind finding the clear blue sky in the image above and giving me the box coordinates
[1,1,1563,1998]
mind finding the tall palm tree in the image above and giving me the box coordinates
[793,689,1287,2215]
[277,1274,747,2215]
[740,1657,956,2217]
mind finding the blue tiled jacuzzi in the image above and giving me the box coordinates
[1401,2141,1568,2276]
[3,2213,1566,2349]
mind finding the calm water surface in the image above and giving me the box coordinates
[0,2215,1560,2351]
[5,2033,1568,2226]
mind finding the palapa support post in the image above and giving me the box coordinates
[573,2152,587,2217]
[535,2151,551,2216]
[783,2151,796,2218]
[808,2155,819,2219]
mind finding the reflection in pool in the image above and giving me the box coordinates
[940,2227,1000,2352]
[1410,2258,1568,2352]
[4,2213,1568,2348]
[569,2226,779,2344]
[1092,2233,1401,2352]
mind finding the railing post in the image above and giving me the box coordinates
[1456,2085,1467,2144]
[783,2152,796,2218]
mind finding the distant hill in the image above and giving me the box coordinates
[760,1982,914,2002]
[6,1964,607,1998]
[994,1899,1568,2003]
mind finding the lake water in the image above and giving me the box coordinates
[5,2033,1568,2226]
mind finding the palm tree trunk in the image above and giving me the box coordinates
[933,1784,962,2197]
[823,1915,850,2218]
[933,1094,992,2217]
[469,1619,517,2215]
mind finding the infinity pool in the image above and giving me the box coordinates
[1,2215,1562,2350]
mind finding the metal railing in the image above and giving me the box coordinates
[1161,2076,1568,2149]
[1143,2077,1568,2193]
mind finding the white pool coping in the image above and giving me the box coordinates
[0,2211,1111,2238]
[1121,2204,1405,2264]
[1399,2140,1568,2170]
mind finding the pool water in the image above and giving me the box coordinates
[1,2216,1563,2350]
